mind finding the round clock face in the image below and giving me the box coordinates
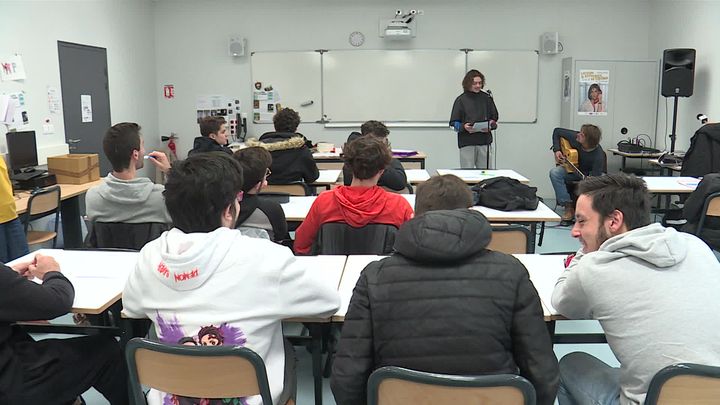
[349,31,365,47]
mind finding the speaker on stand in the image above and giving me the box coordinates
[661,48,696,153]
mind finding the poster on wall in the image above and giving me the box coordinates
[577,69,609,116]
[3,91,29,128]
[81,94,93,123]
[195,95,241,140]
[0,54,27,81]
[252,89,280,123]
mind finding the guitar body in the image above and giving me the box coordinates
[559,137,579,174]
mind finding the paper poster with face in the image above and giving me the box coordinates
[578,70,609,116]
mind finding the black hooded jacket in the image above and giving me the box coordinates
[330,209,559,405]
[249,132,319,184]
[188,136,232,156]
[681,123,720,177]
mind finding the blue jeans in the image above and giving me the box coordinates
[558,352,621,405]
[0,217,29,263]
[549,165,582,205]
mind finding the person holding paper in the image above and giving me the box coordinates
[449,69,499,169]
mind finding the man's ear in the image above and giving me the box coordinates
[131,149,140,161]
[607,209,625,233]
[221,203,237,228]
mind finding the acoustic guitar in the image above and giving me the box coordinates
[559,137,585,178]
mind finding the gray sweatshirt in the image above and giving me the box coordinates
[552,223,720,405]
[85,173,171,224]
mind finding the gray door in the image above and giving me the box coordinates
[58,41,112,175]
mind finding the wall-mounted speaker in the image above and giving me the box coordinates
[540,32,560,55]
[661,48,695,97]
[229,36,246,57]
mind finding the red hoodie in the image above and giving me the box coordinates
[294,185,414,254]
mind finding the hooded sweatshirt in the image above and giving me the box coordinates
[293,185,414,255]
[122,227,340,405]
[552,223,720,405]
[85,173,171,224]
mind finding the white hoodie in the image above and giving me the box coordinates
[552,223,720,405]
[122,227,340,405]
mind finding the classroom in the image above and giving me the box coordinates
[1,1,719,404]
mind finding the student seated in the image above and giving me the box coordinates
[233,146,291,244]
[122,153,339,405]
[247,108,319,185]
[86,122,172,225]
[552,173,720,405]
[188,116,232,156]
[294,136,414,255]
[0,253,128,404]
[549,125,605,223]
[342,120,408,191]
[331,173,559,405]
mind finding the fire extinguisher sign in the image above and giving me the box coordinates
[163,85,174,99]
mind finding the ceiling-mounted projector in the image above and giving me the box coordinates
[384,20,413,39]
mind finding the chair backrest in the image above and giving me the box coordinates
[23,185,61,232]
[125,338,273,405]
[367,366,536,405]
[263,183,311,196]
[645,363,720,405]
[488,225,532,254]
[696,191,720,236]
[312,222,398,255]
[86,222,169,250]
[381,184,413,194]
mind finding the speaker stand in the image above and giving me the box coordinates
[669,95,679,153]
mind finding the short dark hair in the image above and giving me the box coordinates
[462,69,485,91]
[415,175,473,215]
[164,153,243,233]
[199,116,226,137]
[581,124,602,149]
[233,147,272,192]
[577,173,651,231]
[103,122,141,172]
[343,136,391,180]
[587,83,602,99]
[273,108,300,133]
[360,120,389,138]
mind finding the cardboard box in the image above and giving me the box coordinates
[47,154,100,184]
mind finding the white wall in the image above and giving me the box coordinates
[649,0,720,153]
[0,0,158,176]
[154,0,652,197]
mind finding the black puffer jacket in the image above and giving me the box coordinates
[187,136,232,156]
[330,209,559,405]
[249,132,319,184]
[681,123,720,177]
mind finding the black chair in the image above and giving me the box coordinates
[125,337,275,405]
[367,366,536,405]
[645,363,720,405]
[694,191,720,247]
[311,222,398,255]
[23,185,61,248]
[85,222,169,250]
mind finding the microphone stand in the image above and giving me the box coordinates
[485,90,493,169]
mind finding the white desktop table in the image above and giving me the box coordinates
[436,169,530,184]
[640,176,699,194]
[405,169,431,184]
[311,169,342,187]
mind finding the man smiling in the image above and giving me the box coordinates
[552,173,720,405]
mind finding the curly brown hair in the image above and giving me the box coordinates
[343,136,392,180]
[273,108,300,132]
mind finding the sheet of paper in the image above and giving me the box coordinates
[81,94,92,123]
[47,86,62,114]
[472,121,490,132]
[0,54,27,81]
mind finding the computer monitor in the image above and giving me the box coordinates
[5,131,39,173]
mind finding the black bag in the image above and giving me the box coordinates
[472,176,539,211]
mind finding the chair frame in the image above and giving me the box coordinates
[125,337,273,405]
[695,191,720,237]
[489,224,533,254]
[263,182,312,196]
[23,185,61,248]
[645,363,720,405]
[367,366,536,405]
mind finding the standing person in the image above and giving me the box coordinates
[449,69,499,169]
[0,155,28,263]
[579,83,605,113]
[188,116,232,156]
[552,173,720,405]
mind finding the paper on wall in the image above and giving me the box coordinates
[81,94,93,123]
[0,54,27,81]
[47,86,62,114]
[3,91,28,129]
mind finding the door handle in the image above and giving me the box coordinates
[67,139,82,143]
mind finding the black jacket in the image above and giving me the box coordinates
[681,123,720,177]
[449,91,499,148]
[0,265,74,396]
[235,194,290,243]
[250,132,319,184]
[551,127,605,176]
[342,132,408,191]
[330,209,559,405]
[188,136,232,156]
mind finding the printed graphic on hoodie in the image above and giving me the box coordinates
[156,312,249,405]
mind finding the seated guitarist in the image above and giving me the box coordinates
[549,125,605,223]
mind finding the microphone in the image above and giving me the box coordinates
[697,113,708,124]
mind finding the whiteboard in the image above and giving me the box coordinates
[467,50,538,123]
[323,50,466,123]
[251,51,322,122]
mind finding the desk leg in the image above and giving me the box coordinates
[60,195,83,248]
[307,323,324,405]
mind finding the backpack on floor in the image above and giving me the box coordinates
[472,176,540,211]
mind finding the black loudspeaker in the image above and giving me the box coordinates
[661,48,696,97]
